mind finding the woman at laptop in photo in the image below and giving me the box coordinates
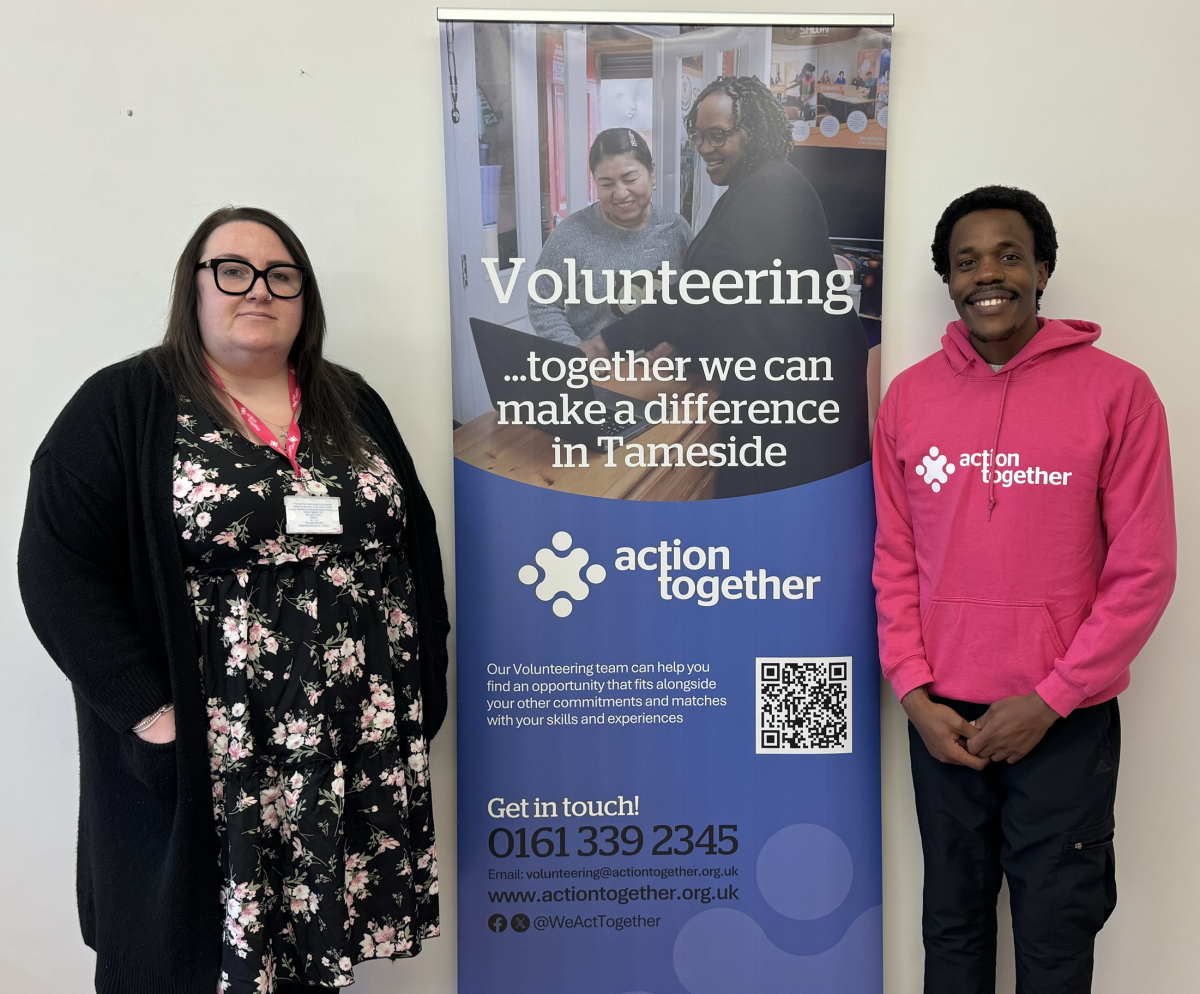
[19,206,448,993]
[580,76,869,498]
[527,127,692,347]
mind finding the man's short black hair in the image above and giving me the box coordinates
[931,186,1058,299]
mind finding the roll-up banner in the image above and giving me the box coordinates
[438,10,892,991]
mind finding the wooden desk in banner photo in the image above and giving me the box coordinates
[453,377,719,501]
[821,87,876,122]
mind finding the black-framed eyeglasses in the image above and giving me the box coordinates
[686,126,743,148]
[197,259,307,299]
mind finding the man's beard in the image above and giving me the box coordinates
[967,320,1021,344]
[965,291,1023,343]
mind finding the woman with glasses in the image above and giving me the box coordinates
[19,207,448,993]
[527,128,692,345]
[581,76,869,498]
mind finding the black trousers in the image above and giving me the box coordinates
[909,697,1120,994]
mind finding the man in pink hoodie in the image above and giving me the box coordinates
[873,186,1175,993]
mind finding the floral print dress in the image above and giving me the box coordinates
[172,398,439,993]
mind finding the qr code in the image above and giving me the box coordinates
[756,657,852,754]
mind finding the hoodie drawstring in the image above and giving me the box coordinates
[987,371,1012,521]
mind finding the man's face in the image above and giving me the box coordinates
[946,209,1049,346]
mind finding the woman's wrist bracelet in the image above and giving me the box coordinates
[132,702,174,733]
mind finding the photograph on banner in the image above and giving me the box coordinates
[441,14,889,994]
[446,20,888,502]
[770,26,889,148]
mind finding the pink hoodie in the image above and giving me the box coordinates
[873,318,1176,716]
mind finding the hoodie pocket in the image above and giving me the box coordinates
[922,597,1067,691]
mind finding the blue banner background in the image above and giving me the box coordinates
[456,460,881,994]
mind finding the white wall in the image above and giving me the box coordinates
[1,2,1195,992]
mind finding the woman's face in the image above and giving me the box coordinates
[196,221,304,369]
[694,93,745,187]
[592,152,654,230]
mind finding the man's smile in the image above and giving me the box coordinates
[967,288,1017,310]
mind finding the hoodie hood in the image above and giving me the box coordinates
[942,318,1101,377]
[939,319,1102,519]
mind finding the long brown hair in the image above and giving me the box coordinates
[149,206,370,463]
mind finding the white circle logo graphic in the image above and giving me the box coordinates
[518,531,606,617]
[913,446,956,493]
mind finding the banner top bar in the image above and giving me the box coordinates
[437,9,895,27]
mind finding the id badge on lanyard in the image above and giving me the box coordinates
[284,495,343,535]
[207,360,343,535]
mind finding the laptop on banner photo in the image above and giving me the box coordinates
[469,317,651,450]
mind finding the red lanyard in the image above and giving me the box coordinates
[206,361,304,478]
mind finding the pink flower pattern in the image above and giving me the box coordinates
[174,397,436,994]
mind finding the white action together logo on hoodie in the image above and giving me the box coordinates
[914,446,955,493]
[518,531,607,618]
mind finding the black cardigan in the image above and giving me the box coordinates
[603,156,869,496]
[18,354,450,994]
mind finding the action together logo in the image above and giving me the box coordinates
[915,446,1074,495]
[914,446,955,493]
[518,531,820,618]
[518,531,608,618]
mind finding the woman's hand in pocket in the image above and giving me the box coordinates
[135,708,176,744]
